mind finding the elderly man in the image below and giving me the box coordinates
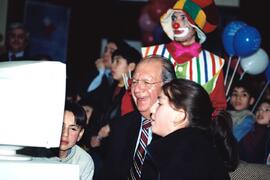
[100,55,176,179]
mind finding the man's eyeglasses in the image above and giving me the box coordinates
[131,78,163,89]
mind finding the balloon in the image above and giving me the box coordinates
[240,48,269,75]
[222,21,247,56]
[148,0,169,22]
[153,24,164,43]
[234,26,261,57]
[138,10,157,32]
[265,63,270,81]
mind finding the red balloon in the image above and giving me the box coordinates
[138,8,157,32]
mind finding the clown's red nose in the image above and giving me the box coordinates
[172,22,180,29]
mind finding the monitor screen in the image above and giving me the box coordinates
[0,61,66,150]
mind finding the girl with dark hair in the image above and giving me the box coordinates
[142,78,239,180]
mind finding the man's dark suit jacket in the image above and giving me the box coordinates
[0,51,34,62]
[100,110,156,180]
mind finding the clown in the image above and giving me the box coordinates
[141,0,226,111]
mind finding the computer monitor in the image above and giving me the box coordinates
[0,61,66,160]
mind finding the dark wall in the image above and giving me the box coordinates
[6,0,145,93]
[6,0,269,93]
[239,0,269,56]
[67,1,145,92]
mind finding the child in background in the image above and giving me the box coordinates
[227,80,256,142]
[77,97,94,151]
[88,44,141,180]
[78,98,94,126]
[90,44,141,147]
[238,99,270,164]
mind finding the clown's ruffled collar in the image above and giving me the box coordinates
[166,41,201,63]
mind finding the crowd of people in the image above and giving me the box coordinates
[2,0,270,179]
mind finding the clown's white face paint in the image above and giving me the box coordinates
[173,27,189,38]
[171,11,196,45]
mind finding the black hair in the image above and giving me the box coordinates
[112,44,142,64]
[78,97,93,108]
[106,37,129,51]
[64,101,87,129]
[211,111,239,172]
[229,79,255,98]
[256,98,270,111]
[163,78,239,172]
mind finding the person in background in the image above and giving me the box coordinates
[78,98,94,126]
[77,97,94,151]
[82,38,129,117]
[238,99,270,164]
[0,22,31,61]
[144,78,238,179]
[90,44,142,148]
[227,80,256,142]
[87,44,141,180]
[141,0,227,112]
[100,55,176,179]
[86,38,118,93]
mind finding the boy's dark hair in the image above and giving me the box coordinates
[230,80,255,98]
[256,98,270,111]
[112,44,142,64]
[65,101,87,129]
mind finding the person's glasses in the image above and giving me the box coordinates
[131,78,163,89]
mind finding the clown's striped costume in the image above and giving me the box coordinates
[141,44,227,110]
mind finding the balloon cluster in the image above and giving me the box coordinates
[138,0,175,46]
[222,21,261,57]
[222,21,269,98]
[222,20,268,76]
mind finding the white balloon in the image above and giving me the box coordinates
[240,48,269,75]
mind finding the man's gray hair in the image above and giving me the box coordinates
[142,55,177,83]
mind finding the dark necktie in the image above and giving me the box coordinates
[129,118,151,179]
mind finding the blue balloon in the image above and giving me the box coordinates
[265,63,270,81]
[222,21,247,56]
[234,26,261,57]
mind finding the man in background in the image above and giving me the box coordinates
[0,22,31,61]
